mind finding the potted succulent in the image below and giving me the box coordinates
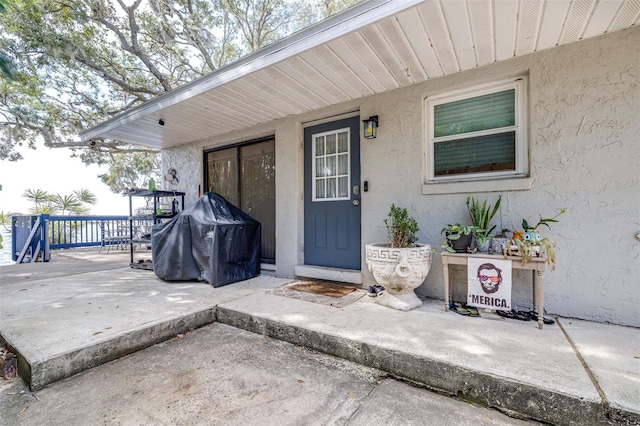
[491,228,512,254]
[365,204,432,311]
[466,195,502,252]
[441,224,481,253]
[506,208,567,270]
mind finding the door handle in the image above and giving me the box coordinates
[353,199,360,206]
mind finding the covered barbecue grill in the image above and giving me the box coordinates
[152,192,261,287]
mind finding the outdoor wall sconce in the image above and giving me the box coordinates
[362,116,378,139]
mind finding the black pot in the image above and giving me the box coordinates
[449,233,475,253]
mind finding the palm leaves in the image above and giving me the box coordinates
[22,188,97,215]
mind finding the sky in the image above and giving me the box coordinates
[0,142,130,216]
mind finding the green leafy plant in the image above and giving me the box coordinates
[510,236,557,270]
[508,208,567,270]
[384,204,419,248]
[466,194,501,247]
[521,208,567,232]
[441,224,481,253]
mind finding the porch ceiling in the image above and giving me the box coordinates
[80,0,640,150]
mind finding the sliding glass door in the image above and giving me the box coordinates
[205,138,275,263]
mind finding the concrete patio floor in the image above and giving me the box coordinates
[0,248,638,425]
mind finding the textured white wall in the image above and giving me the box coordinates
[163,26,639,326]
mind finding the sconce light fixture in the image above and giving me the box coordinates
[158,119,165,126]
[362,115,378,139]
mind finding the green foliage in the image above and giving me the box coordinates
[384,204,419,248]
[0,211,11,228]
[466,194,501,245]
[441,224,481,253]
[0,0,359,192]
[521,208,567,232]
[511,236,557,271]
[509,208,567,270]
[0,0,12,81]
[22,187,97,215]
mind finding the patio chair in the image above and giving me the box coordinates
[99,222,130,253]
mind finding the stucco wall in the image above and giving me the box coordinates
[163,26,639,327]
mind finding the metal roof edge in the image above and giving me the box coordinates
[80,0,425,142]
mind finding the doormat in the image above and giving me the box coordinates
[267,280,366,308]
[289,280,356,297]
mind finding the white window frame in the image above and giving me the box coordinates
[311,127,351,202]
[425,78,528,183]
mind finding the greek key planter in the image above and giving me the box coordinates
[365,243,432,311]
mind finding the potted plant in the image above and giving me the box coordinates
[441,224,481,253]
[491,228,512,254]
[506,208,567,270]
[466,195,502,252]
[365,204,432,311]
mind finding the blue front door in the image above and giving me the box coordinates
[304,117,361,270]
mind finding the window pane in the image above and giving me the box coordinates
[316,178,325,199]
[338,131,349,153]
[326,134,336,154]
[315,158,324,177]
[434,89,515,137]
[327,177,337,198]
[315,136,325,156]
[434,132,516,176]
[337,153,348,175]
[326,156,336,177]
[338,177,348,197]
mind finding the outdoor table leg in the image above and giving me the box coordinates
[536,269,545,330]
[443,260,450,311]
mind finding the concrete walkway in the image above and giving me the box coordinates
[0,249,638,426]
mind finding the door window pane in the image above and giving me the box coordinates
[327,177,336,198]
[338,131,348,153]
[315,136,325,156]
[338,177,348,197]
[315,158,324,177]
[326,134,336,155]
[316,179,325,198]
[338,153,348,175]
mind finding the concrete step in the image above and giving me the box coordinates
[214,294,638,426]
[4,309,215,391]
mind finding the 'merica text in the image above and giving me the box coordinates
[470,295,508,308]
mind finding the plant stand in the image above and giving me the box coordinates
[365,243,432,311]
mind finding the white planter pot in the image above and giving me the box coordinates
[365,243,432,311]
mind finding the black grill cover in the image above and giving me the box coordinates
[152,192,261,287]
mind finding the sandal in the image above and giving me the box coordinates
[531,310,555,325]
[496,309,518,320]
[464,304,480,317]
[367,285,385,297]
[449,302,470,315]
[496,309,531,321]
